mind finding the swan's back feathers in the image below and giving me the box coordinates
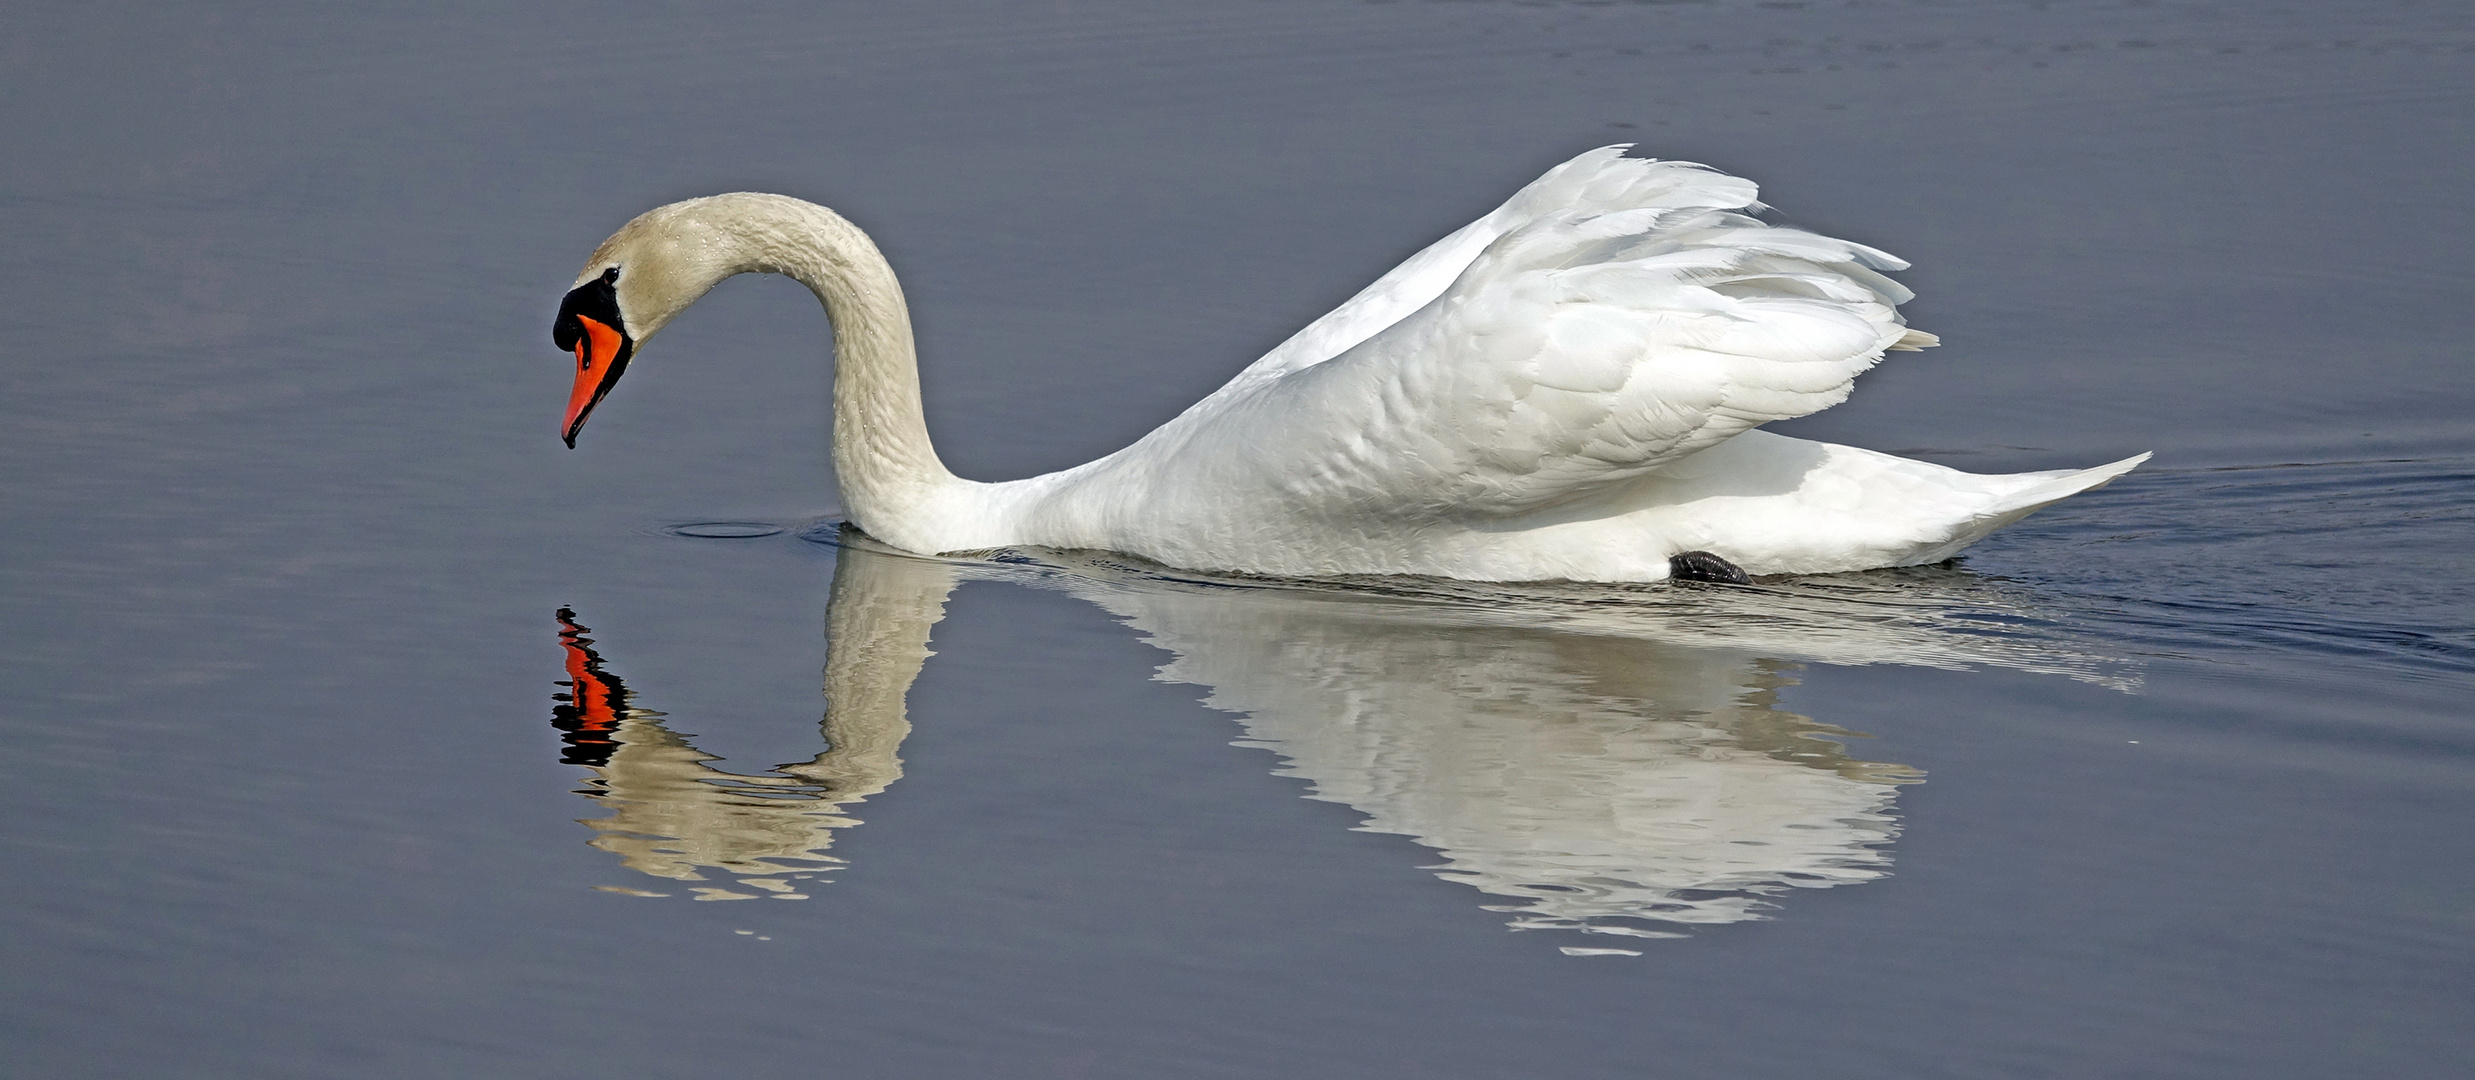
[1150,148,1933,524]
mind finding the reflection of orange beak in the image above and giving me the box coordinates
[563,315,627,448]
[553,608,627,766]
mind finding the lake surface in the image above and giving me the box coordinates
[5,1,2472,1076]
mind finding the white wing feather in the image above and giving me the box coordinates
[1148,147,1930,523]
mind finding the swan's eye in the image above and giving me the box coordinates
[601,266,620,284]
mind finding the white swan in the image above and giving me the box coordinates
[553,147,2145,582]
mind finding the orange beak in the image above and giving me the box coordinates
[562,314,627,447]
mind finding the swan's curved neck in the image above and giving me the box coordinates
[658,195,963,543]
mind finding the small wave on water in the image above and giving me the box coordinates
[664,521,788,539]
[1983,453,2475,680]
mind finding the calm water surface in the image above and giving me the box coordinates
[5,2,2472,1077]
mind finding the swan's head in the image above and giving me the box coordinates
[552,198,749,447]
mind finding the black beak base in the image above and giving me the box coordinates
[555,270,633,448]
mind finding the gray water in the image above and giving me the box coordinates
[5,1,2472,1077]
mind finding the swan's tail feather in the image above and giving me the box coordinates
[1889,329,1939,352]
[1988,451,2151,516]
[1901,452,2151,566]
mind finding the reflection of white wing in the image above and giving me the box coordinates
[1230,648,1911,935]
[1067,574,1917,939]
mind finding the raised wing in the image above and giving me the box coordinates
[1217,146,1717,393]
[1197,150,1935,522]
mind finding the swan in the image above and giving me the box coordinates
[552,146,2145,582]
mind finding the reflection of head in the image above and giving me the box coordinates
[544,547,954,900]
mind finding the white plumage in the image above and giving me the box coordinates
[559,147,2144,581]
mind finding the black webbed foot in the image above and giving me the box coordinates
[1667,550,1751,585]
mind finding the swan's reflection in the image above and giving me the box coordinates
[547,533,2130,941]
